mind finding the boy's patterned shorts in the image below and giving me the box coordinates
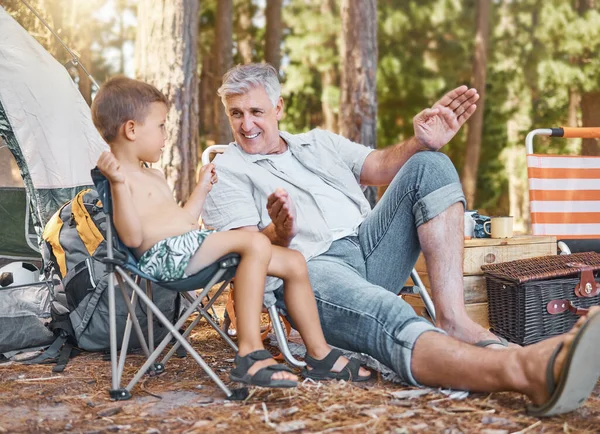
[138,229,214,281]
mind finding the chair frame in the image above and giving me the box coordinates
[93,170,248,401]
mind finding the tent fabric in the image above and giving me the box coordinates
[0,6,108,257]
[0,6,108,191]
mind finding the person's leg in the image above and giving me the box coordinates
[185,231,296,382]
[411,307,600,410]
[359,151,498,344]
[272,237,440,383]
[267,245,369,377]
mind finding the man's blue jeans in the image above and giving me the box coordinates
[275,151,466,385]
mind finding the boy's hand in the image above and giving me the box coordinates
[97,151,125,184]
[198,163,217,193]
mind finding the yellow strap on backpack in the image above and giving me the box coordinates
[42,189,104,277]
[42,203,69,277]
[72,189,104,255]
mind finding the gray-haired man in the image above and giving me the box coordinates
[202,63,600,415]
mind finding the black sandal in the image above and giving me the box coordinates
[302,348,371,382]
[229,350,297,388]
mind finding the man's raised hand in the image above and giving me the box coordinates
[413,85,479,151]
[267,188,298,243]
[97,151,125,184]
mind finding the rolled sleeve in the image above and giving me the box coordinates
[202,163,260,231]
[318,130,375,183]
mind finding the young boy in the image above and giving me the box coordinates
[91,76,370,388]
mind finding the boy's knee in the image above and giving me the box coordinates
[245,232,272,259]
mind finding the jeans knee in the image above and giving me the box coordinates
[400,152,459,191]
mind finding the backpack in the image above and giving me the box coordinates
[31,188,180,370]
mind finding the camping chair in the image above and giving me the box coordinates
[90,168,249,401]
[526,127,600,254]
[201,145,437,324]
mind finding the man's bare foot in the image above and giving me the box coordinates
[517,307,600,407]
[438,315,516,349]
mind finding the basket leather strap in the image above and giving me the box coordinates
[566,263,600,298]
[547,299,590,316]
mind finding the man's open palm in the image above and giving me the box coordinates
[414,85,479,151]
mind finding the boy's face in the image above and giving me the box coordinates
[224,85,284,155]
[133,102,168,162]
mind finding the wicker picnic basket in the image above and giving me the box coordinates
[482,252,600,345]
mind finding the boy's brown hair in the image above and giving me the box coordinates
[91,76,169,144]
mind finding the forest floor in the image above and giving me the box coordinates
[1,288,599,434]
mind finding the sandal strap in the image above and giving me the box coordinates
[250,364,294,386]
[234,349,273,374]
[340,358,361,380]
[546,343,563,395]
[304,348,343,374]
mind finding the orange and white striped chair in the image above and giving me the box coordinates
[526,127,600,252]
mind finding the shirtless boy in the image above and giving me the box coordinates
[91,76,370,388]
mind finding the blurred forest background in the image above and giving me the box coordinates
[3,0,600,231]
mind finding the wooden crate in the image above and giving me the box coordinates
[405,235,557,327]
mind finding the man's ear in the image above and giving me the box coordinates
[124,120,136,141]
[275,97,284,121]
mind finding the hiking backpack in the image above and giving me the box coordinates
[35,188,180,369]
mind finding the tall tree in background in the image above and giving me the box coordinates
[136,0,200,203]
[578,0,600,155]
[462,0,491,208]
[213,0,233,144]
[320,0,340,132]
[235,0,255,64]
[265,0,283,71]
[340,0,378,207]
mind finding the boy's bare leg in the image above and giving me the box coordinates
[268,246,370,377]
[186,231,297,382]
[411,308,599,405]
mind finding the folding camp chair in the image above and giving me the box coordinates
[90,168,249,401]
[202,145,437,324]
[526,127,600,254]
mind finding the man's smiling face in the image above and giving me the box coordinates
[224,85,285,155]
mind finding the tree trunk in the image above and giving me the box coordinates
[320,0,339,133]
[213,0,233,145]
[581,92,600,156]
[78,44,93,105]
[136,0,200,204]
[461,0,490,209]
[567,87,580,127]
[237,1,254,64]
[578,0,599,156]
[199,53,215,145]
[265,0,282,71]
[339,0,378,207]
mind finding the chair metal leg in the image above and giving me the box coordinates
[116,267,237,399]
[268,305,306,368]
[114,274,151,357]
[146,280,154,353]
[410,268,436,324]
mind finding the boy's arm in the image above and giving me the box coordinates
[183,163,216,220]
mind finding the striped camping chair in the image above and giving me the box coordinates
[526,127,600,253]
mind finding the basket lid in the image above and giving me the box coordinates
[481,252,600,284]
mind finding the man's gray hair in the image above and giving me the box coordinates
[218,63,281,107]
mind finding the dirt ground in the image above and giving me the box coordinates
[1,293,599,434]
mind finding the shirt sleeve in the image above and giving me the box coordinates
[201,162,260,231]
[316,129,375,183]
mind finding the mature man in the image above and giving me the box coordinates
[203,63,600,415]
